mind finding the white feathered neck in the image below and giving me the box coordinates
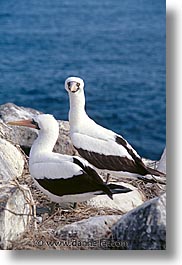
[29,120,59,165]
[68,88,89,131]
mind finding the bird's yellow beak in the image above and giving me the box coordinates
[7,119,38,129]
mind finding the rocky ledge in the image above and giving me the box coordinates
[0,103,76,156]
[0,103,166,250]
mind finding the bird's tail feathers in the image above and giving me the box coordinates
[99,183,132,199]
[146,167,165,177]
[107,183,132,194]
[138,167,166,185]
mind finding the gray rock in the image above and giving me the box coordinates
[0,103,76,156]
[56,215,121,249]
[157,148,166,174]
[54,121,77,155]
[0,103,41,154]
[0,103,41,123]
[86,182,144,213]
[0,182,33,249]
[111,193,166,250]
[0,138,24,182]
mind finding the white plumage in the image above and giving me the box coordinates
[8,114,131,203]
[65,76,165,180]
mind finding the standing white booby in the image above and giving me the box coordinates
[65,76,165,183]
[8,114,131,203]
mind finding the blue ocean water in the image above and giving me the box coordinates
[0,0,165,160]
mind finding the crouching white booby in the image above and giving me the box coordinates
[65,76,165,183]
[8,114,131,203]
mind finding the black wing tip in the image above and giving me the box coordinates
[108,193,113,200]
[103,185,113,200]
[107,183,132,190]
[96,183,132,199]
[146,167,166,177]
[106,183,132,197]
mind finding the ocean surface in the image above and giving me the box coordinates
[0,0,166,160]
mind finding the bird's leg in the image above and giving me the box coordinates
[105,173,110,184]
[73,202,77,209]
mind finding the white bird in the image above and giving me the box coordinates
[8,114,131,203]
[65,76,165,183]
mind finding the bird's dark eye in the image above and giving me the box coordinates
[32,119,37,125]
[77,83,80,88]
[67,82,71,88]
[32,119,40,130]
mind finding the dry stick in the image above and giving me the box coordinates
[39,208,60,228]
[2,207,33,217]
[10,179,38,230]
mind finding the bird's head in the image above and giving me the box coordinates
[7,114,59,135]
[65,76,84,94]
